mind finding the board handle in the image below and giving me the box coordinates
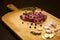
[7,4,19,11]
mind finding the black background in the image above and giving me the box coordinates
[0,0,60,40]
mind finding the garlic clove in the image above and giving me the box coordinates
[48,21,57,29]
[48,21,56,27]
[49,21,55,25]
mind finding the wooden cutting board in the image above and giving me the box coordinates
[1,4,60,40]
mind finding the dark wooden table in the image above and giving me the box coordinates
[0,0,60,40]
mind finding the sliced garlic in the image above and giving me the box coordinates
[54,28,60,32]
[44,34,49,38]
[44,26,49,29]
[37,27,43,31]
[49,34,55,38]
[42,35,46,40]
[46,29,52,34]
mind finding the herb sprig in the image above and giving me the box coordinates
[21,7,36,12]
[30,31,41,35]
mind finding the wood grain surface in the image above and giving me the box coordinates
[1,7,60,40]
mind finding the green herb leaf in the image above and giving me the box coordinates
[30,31,41,35]
[21,7,36,11]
